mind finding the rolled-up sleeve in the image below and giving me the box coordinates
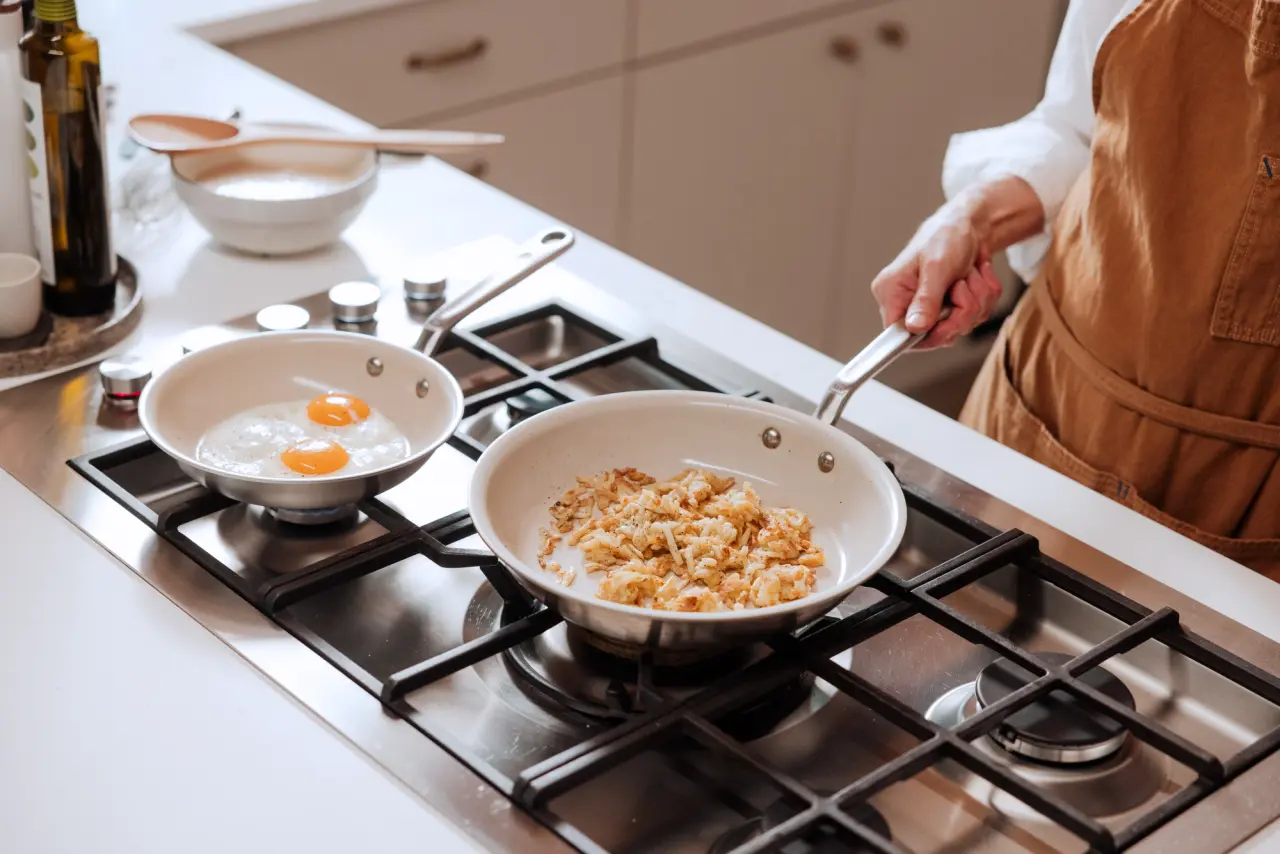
[942,0,1132,282]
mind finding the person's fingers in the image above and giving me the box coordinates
[918,277,979,349]
[917,260,1007,348]
[906,236,972,333]
[906,256,951,333]
[962,269,996,328]
[870,197,986,337]
[947,263,999,329]
[870,257,918,326]
[974,260,1003,322]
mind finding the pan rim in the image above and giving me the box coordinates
[468,390,907,624]
[137,329,466,487]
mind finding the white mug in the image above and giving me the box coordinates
[0,253,43,339]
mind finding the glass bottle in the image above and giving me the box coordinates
[19,0,116,316]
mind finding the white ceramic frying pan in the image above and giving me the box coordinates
[138,228,574,518]
[469,318,936,651]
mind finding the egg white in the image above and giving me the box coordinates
[195,400,410,478]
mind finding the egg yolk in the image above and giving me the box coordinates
[307,393,371,427]
[280,439,350,475]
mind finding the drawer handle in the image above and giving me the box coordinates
[876,22,907,49]
[828,36,860,64]
[465,159,489,179]
[405,37,489,71]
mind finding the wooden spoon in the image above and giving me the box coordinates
[128,113,504,155]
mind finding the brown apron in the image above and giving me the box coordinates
[961,0,1280,576]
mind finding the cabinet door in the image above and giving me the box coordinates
[634,0,850,58]
[225,0,626,128]
[833,0,1061,365]
[627,14,862,351]
[421,76,625,244]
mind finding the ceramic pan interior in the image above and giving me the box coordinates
[139,330,463,486]
[469,391,907,624]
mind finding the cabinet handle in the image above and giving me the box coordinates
[828,36,860,64]
[876,22,907,49]
[406,37,489,72]
[464,159,490,179]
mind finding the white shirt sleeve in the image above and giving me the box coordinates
[941,0,1139,282]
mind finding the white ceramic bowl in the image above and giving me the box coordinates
[171,130,378,256]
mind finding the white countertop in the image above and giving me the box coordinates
[0,465,487,854]
[4,1,1280,852]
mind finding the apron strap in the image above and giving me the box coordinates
[1031,280,1280,451]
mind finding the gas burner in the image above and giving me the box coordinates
[503,618,814,739]
[458,389,562,446]
[976,652,1135,766]
[264,505,361,527]
[924,654,1165,820]
[572,626,742,668]
[506,388,561,425]
[708,798,891,854]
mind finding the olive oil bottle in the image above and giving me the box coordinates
[19,0,115,316]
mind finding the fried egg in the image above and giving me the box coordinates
[195,393,409,478]
[306,392,371,427]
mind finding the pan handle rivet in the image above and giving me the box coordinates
[762,427,782,449]
[367,357,384,377]
[416,379,430,398]
[818,452,836,473]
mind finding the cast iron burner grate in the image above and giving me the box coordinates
[709,800,893,854]
[67,301,1280,854]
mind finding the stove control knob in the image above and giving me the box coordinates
[403,261,449,304]
[99,355,153,410]
[329,281,382,324]
[179,327,242,354]
[256,304,311,332]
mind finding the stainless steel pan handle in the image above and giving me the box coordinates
[814,308,952,426]
[414,228,576,356]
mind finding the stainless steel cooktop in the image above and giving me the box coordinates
[2,236,1280,854]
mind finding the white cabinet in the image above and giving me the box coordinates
[218,0,1063,389]
[626,12,862,349]
[634,0,848,57]
[225,0,626,127]
[831,0,1061,362]
[628,0,1059,359]
[420,77,626,244]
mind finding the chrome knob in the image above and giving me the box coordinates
[180,327,241,354]
[99,355,152,409]
[328,281,382,323]
[256,303,311,332]
[403,261,449,303]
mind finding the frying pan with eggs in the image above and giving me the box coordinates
[468,316,938,651]
[138,228,574,515]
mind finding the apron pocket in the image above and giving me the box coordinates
[1211,154,1280,347]
[987,338,1280,572]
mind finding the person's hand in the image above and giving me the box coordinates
[871,200,1003,349]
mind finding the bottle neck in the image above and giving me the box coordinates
[33,0,75,24]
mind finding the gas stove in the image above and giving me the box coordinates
[2,237,1280,854]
